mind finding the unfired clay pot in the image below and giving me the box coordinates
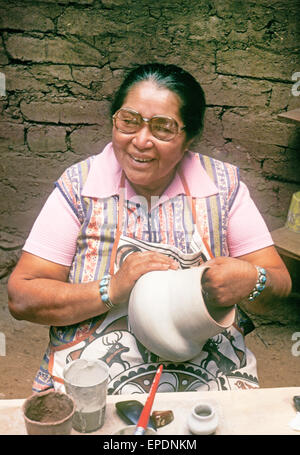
[23,390,76,435]
[128,266,235,361]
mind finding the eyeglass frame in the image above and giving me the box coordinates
[112,108,186,141]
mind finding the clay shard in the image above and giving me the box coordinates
[151,410,174,428]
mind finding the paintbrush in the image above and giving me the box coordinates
[134,364,163,435]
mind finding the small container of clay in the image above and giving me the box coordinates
[23,390,75,435]
[187,401,219,435]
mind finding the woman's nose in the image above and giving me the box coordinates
[132,124,153,149]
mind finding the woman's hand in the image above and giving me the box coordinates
[201,256,257,308]
[201,246,292,312]
[109,251,179,305]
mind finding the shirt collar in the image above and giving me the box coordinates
[81,142,218,200]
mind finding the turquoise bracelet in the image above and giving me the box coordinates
[248,266,267,302]
[99,274,114,310]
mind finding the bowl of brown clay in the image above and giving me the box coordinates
[23,389,76,435]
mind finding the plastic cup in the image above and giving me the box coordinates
[63,359,109,433]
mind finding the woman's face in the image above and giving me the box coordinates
[112,80,191,199]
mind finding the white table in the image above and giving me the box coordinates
[1,386,300,435]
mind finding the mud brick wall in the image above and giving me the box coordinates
[0,0,300,282]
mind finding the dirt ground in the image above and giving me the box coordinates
[0,283,299,399]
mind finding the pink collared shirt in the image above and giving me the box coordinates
[23,143,273,265]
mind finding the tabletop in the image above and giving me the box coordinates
[1,386,300,435]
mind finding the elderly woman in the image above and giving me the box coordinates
[8,63,291,394]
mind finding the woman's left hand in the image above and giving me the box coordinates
[201,256,257,308]
[201,246,292,314]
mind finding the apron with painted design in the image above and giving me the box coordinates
[33,153,259,394]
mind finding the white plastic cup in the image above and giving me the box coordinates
[63,359,109,433]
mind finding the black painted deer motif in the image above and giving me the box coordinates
[100,331,130,371]
[222,329,246,368]
[200,335,237,375]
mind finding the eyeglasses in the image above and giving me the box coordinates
[112,108,185,141]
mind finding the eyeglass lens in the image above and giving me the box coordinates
[114,109,179,141]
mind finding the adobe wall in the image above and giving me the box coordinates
[0,0,299,283]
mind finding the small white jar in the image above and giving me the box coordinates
[187,402,219,435]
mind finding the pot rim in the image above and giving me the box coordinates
[63,358,109,388]
[192,402,216,419]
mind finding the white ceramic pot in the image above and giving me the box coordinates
[128,266,235,362]
[187,402,219,435]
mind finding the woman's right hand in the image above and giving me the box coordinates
[109,251,179,306]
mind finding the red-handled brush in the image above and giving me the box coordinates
[134,364,163,435]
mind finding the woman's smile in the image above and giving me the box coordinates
[129,153,155,165]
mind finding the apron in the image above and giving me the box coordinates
[33,157,259,394]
